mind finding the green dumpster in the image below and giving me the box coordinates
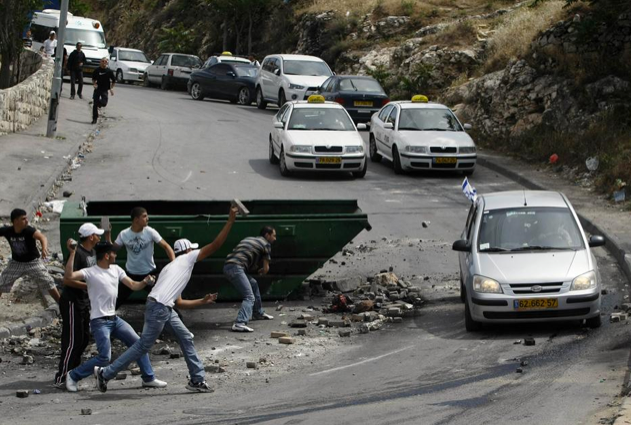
[59,200,371,301]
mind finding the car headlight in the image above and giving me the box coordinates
[405,146,428,154]
[473,275,503,294]
[289,145,311,153]
[460,146,477,154]
[346,146,364,153]
[289,84,305,90]
[571,271,597,291]
[129,68,138,73]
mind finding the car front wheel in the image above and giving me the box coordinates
[393,146,404,175]
[237,87,251,105]
[190,82,204,100]
[279,147,291,177]
[278,90,287,107]
[256,87,267,110]
[269,137,279,164]
[369,134,382,162]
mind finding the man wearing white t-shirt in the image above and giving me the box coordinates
[95,207,238,393]
[63,241,167,392]
[110,206,175,308]
[43,31,57,56]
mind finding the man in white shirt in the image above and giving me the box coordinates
[110,206,175,308]
[95,207,238,393]
[63,241,167,392]
[43,31,57,56]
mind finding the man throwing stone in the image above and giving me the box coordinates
[94,207,238,393]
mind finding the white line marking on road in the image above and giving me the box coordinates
[309,345,415,376]
[182,170,192,183]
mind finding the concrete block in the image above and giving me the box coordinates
[524,338,536,346]
[279,337,295,344]
[297,329,307,336]
[0,327,10,339]
[16,390,29,398]
[271,331,289,338]
[289,320,307,328]
[246,362,258,369]
[317,318,329,326]
[338,329,352,337]
[204,365,226,373]
[81,409,92,415]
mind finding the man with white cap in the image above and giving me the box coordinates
[43,31,57,56]
[94,207,238,393]
[54,222,103,389]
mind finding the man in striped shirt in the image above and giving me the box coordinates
[224,226,276,332]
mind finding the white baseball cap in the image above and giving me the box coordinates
[50,30,56,35]
[79,222,105,238]
[174,239,199,254]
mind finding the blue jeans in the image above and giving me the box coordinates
[224,264,264,324]
[69,316,155,383]
[101,299,205,383]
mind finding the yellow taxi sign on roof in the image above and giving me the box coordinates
[220,51,233,56]
[411,95,429,103]
[307,94,325,103]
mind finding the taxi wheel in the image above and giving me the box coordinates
[464,299,482,332]
[392,146,404,175]
[279,147,291,177]
[116,70,124,84]
[585,315,601,328]
[269,137,279,164]
[237,87,251,105]
[369,134,382,162]
[278,90,287,107]
[256,88,267,110]
[352,160,367,179]
[190,83,204,101]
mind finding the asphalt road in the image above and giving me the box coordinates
[1,83,628,424]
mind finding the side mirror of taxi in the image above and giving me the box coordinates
[463,123,472,130]
[273,121,284,129]
[588,235,605,248]
[356,123,367,130]
[274,69,280,76]
[383,122,394,130]
[452,240,471,252]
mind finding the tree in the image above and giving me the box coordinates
[0,0,43,89]
[157,23,196,54]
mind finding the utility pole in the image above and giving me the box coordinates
[46,0,69,138]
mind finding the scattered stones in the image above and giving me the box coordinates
[271,331,289,339]
[393,317,403,323]
[16,390,29,398]
[297,329,307,336]
[276,305,283,311]
[422,221,430,228]
[610,312,627,323]
[289,320,307,328]
[204,365,226,373]
[21,355,34,365]
[338,329,352,338]
[524,338,536,346]
[62,190,73,198]
[621,303,631,312]
[317,318,329,327]
[81,408,92,416]
[246,362,258,369]
[520,360,529,367]
[130,367,141,376]
[279,337,295,345]
[516,367,523,373]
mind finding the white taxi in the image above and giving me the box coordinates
[369,95,477,175]
[268,95,368,178]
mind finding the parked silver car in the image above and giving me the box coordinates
[453,190,605,331]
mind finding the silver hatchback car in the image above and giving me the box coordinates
[453,190,605,331]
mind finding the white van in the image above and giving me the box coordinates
[30,9,108,75]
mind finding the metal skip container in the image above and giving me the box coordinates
[60,200,372,301]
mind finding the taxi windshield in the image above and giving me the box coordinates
[288,108,355,131]
[477,207,584,252]
[118,51,149,63]
[398,108,463,131]
[283,60,332,76]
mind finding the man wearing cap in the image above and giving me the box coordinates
[0,208,60,303]
[53,223,103,389]
[109,207,175,309]
[224,226,276,332]
[63,240,167,392]
[43,31,57,56]
[94,207,238,394]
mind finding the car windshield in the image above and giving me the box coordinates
[339,78,384,93]
[398,108,463,131]
[283,60,332,76]
[172,55,201,68]
[288,108,355,131]
[235,66,257,77]
[64,29,106,49]
[477,207,585,252]
[118,51,149,63]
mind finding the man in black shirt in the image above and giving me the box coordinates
[23,30,33,49]
[53,222,103,389]
[67,43,86,100]
[0,208,60,302]
[91,57,116,124]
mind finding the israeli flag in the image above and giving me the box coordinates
[462,177,477,202]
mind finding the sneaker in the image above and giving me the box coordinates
[78,94,83,99]
[70,95,75,100]
[91,119,97,124]
[52,381,66,390]
[142,378,167,388]
[231,323,254,332]
[186,380,213,393]
[66,373,78,392]
[253,313,274,320]
[93,366,107,393]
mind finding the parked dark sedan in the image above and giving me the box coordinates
[187,63,257,104]
[317,76,389,123]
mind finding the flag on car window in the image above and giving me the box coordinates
[462,177,477,202]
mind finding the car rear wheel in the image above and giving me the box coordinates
[269,137,279,164]
[464,299,482,332]
[190,82,204,100]
[161,76,170,90]
[256,87,267,110]
[116,69,124,84]
[369,134,382,162]
[237,87,251,105]
[393,146,404,175]
[278,90,287,107]
[585,315,602,328]
[279,147,291,177]
[352,160,367,179]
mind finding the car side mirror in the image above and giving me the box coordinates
[151,60,154,64]
[452,240,471,252]
[588,235,605,248]
[463,123,472,130]
[274,69,280,76]
[356,123,367,130]
[227,71,236,78]
[110,56,116,61]
[383,122,394,130]
[273,121,284,129]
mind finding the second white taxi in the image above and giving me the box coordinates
[268,95,368,178]
[369,95,477,175]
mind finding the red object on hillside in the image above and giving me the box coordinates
[549,153,559,164]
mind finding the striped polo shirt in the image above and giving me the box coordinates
[225,236,271,270]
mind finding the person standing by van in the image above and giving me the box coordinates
[91,58,115,124]
[67,43,86,100]
[43,31,57,56]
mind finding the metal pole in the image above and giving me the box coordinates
[46,0,69,138]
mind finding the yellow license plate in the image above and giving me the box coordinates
[82,67,92,74]
[354,101,373,107]
[514,299,558,310]
[435,157,457,164]
[317,157,341,164]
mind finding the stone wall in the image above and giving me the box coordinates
[0,51,52,136]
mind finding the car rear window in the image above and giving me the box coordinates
[283,60,332,77]
[339,78,384,93]
[172,55,201,68]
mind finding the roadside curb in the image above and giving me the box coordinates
[0,304,59,339]
[478,154,631,284]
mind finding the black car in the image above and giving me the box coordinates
[318,76,389,123]
[187,63,258,104]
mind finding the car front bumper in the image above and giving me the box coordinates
[284,153,366,172]
[400,153,476,171]
[124,69,146,81]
